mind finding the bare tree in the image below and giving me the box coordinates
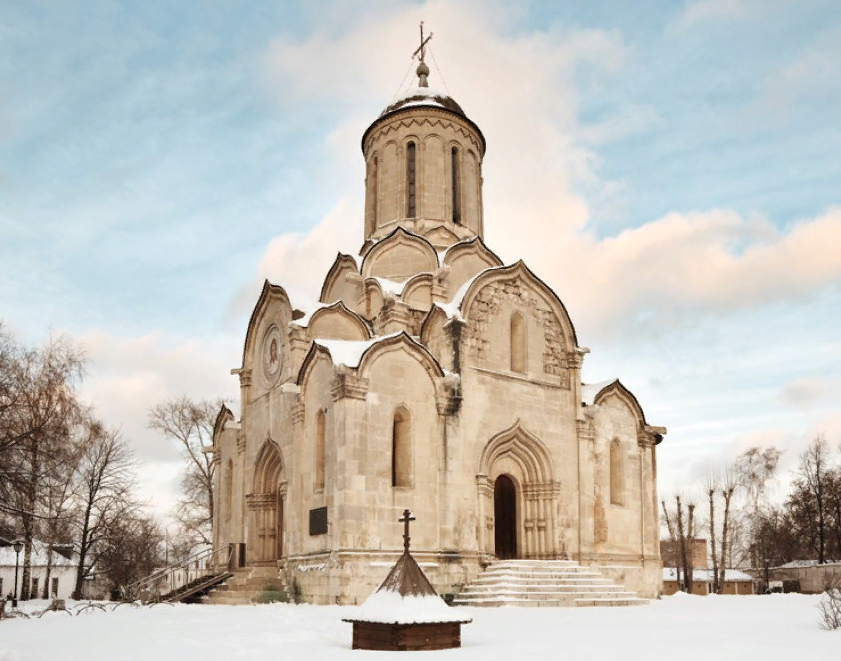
[736,446,782,567]
[0,331,84,599]
[71,418,139,599]
[717,465,738,592]
[788,436,831,564]
[704,469,719,593]
[148,396,222,547]
[98,513,164,593]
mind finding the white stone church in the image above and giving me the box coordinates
[209,54,666,604]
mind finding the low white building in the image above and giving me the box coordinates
[0,539,79,601]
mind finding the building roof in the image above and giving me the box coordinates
[0,539,77,568]
[663,568,753,582]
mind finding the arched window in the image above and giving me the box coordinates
[451,147,461,224]
[315,409,326,491]
[367,156,378,233]
[392,406,412,487]
[406,142,416,218]
[224,459,233,524]
[510,312,526,374]
[610,439,623,505]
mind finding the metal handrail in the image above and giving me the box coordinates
[121,545,233,604]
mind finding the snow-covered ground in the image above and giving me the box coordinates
[1,593,836,660]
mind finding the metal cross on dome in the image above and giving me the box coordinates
[399,508,416,552]
[413,21,433,64]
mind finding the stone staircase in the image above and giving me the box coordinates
[453,560,647,608]
[203,566,286,605]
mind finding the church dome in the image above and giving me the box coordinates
[378,86,467,119]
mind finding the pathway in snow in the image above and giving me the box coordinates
[0,593,836,661]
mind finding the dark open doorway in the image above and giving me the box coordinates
[494,474,517,559]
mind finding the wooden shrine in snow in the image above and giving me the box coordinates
[343,509,471,651]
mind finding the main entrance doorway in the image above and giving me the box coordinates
[494,474,517,559]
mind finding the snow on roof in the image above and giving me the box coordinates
[390,86,450,105]
[581,379,619,406]
[778,559,841,568]
[663,568,753,582]
[314,332,404,368]
[0,539,76,567]
[351,589,469,624]
[371,277,406,296]
[432,266,499,321]
[294,302,329,326]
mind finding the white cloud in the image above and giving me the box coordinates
[75,329,241,519]
[241,0,841,342]
[779,377,838,409]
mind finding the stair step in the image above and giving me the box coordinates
[454,560,646,609]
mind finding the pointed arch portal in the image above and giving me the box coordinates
[477,421,560,559]
[494,475,517,559]
[246,439,287,564]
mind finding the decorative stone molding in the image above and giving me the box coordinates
[577,418,595,445]
[638,424,666,447]
[523,482,562,500]
[238,368,253,388]
[236,432,246,454]
[246,492,276,511]
[364,114,484,155]
[330,367,369,401]
[291,397,306,425]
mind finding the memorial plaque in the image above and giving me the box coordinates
[309,506,328,536]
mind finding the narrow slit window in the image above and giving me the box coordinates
[315,409,326,491]
[406,142,416,218]
[452,147,461,224]
[510,312,526,374]
[610,439,623,505]
[392,407,412,487]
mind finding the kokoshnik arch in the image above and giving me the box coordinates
[208,48,667,603]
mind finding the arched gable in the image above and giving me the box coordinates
[402,273,433,311]
[241,280,293,370]
[253,437,284,493]
[443,236,502,270]
[319,253,360,305]
[419,306,453,372]
[478,420,555,484]
[424,225,460,248]
[307,302,371,341]
[587,379,666,444]
[460,260,578,349]
[356,331,445,384]
[361,227,439,280]
[296,343,334,390]
[591,380,648,429]
[420,305,448,346]
[212,404,234,445]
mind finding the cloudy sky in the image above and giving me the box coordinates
[1,0,839,518]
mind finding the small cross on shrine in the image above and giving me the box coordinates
[399,508,416,552]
